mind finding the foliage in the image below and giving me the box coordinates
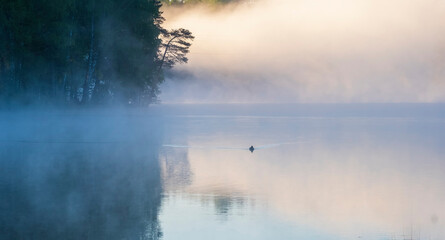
[0,0,193,106]
[159,28,194,70]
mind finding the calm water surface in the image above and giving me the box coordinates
[1,104,444,239]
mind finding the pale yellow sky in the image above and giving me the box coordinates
[160,0,445,103]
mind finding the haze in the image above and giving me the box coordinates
[160,0,445,103]
[2,1,445,239]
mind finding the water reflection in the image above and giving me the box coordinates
[0,111,163,240]
[160,106,445,240]
[2,106,445,240]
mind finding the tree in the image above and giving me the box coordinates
[0,0,192,107]
[158,28,194,72]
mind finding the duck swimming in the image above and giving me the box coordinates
[163,140,309,153]
[249,145,254,153]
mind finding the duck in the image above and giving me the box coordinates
[249,145,254,153]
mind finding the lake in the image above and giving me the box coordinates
[1,104,444,239]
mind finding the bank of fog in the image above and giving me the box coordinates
[0,109,164,239]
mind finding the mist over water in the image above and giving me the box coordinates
[158,104,445,240]
[1,104,445,239]
[0,110,164,239]
[160,0,445,103]
[3,0,445,239]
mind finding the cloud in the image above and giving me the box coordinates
[160,0,445,103]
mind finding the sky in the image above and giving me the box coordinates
[159,0,445,103]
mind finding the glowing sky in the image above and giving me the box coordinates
[160,0,445,103]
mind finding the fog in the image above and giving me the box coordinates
[3,1,445,239]
[158,104,445,240]
[160,0,445,103]
[2,104,445,239]
[0,109,164,239]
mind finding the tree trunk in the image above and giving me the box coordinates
[0,56,6,100]
[82,13,96,104]
[9,58,15,94]
[64,26,73,103]
[158,36,178,74]
[51,62,56,99]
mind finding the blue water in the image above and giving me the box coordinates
[1,104,445,239]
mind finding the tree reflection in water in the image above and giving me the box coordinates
[0,112,163,240]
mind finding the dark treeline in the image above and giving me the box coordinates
[0,0,193,106]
